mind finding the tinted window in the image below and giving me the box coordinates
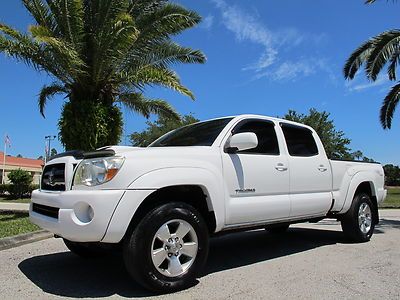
[281,124,318,156]
[150,118,233,147]
[233,120,280,155]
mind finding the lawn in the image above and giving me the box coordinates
[0,212,40,239]
[379,187,400,208]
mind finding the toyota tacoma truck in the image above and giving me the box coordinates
[30,114,387,292]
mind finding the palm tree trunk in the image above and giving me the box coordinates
[58,91,123,151]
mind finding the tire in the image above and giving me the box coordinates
[123,202,209,293]
[63,239,112,258]
[265,224,290,234]
[341,192,376,242]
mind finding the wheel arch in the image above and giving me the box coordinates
[340,175,379,224]
[122,185,217,243]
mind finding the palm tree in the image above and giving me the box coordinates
[344,1,400,129]
[0,0,205,150]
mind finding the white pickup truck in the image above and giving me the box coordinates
[30,114,387,292]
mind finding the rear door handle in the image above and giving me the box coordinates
[275,163,288,171]
[318,165,328,172]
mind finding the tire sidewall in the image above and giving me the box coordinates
[124,202,209,292]
[351,193,375,241]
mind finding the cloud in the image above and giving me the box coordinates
[211,0,331,81]
[345,73,390,92]
[212,0,279,70]
[199,14,214,30]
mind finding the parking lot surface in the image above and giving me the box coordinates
[1,210,399,299]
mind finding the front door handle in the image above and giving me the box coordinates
[318,165,328,172]
[275,163,288,171]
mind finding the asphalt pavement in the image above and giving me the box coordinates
[1,209,399,299]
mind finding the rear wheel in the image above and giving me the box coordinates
[123,202,209,293]
[341,193,376,242]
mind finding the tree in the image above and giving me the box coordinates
[351,150,364,161]
[50,148,57,157]
[37,155,44,161]
[383,164,400,186]
[344,0,400,129]
[0,0,205,151]
[130,114,199,147]
[16,154,23,158]
[283,109,353,159]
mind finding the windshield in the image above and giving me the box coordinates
[149,118,233,147]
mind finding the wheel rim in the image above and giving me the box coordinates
[151,219,198,278]
[358,202,372,234]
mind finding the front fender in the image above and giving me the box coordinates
[128,167,225,230]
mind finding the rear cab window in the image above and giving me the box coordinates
[280,123,318,157]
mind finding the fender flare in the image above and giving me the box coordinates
[339,171,377,214]
[127,167,225,231]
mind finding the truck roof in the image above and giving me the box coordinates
[200,114,315,132]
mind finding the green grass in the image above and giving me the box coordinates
[0,212,40,239]
[0,197,31,204]
[379,187,400,208]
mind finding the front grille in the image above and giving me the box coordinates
[32,203,59,219]
[41,163,66,191]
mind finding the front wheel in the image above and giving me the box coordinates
[123,202,209,293]
[341,193,376,242]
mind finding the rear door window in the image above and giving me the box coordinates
[281,124,318,157]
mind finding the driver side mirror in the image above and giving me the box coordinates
[225,132,258,154]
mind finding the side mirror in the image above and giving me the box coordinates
[226,132,258,153]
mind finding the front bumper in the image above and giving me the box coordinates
[30,189,125,242]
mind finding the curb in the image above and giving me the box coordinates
[0,230,53,251]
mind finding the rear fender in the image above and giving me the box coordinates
[339,171,377,214]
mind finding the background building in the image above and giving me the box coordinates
[0,152,43,184]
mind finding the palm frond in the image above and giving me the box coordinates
[344,39,374,79]
[118,92,179,119]
[38,83,67,117]
[380,82,400,128]
[128,0,167,17]
[387,51,400,80]
[365,0,397,3]
[365,30,400,80]
[0,23,70,81]
[136,41,206,68]
[130,66,195,99]
[132,3,201,53]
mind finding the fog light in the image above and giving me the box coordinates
[73,202,94,224]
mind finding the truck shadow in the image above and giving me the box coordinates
[17,221,396,298]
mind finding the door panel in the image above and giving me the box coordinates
[280,123,333,217]
[287,156,332,216]
[223,153,290,224]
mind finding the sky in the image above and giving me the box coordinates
[0,0,399,164]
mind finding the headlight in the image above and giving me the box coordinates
[73,156,125,187]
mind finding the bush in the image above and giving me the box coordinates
[6,169,33,199]
[7,184,31,199]
[0,182,38,199]
[0,184,9,196]
[8,169,33,186]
